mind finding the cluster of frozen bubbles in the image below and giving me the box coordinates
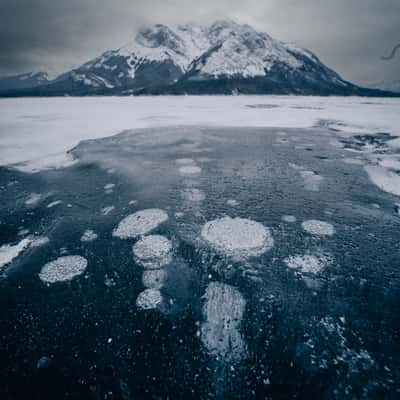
[37,190,335,364]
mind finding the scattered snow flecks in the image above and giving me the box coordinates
[132,235,172,269]
[136,289,163,310]
[284,252,333,274]
[201,216,273,259]
[302,220,335,236]
[39,256,88,284]
[0,238,32,270]
[113,209,168,239]
[80,229,98,242]
[201,282,247,362]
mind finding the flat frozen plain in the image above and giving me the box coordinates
[1,96,399,170]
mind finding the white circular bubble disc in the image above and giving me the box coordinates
[201,217,273,258]
[178,165,202,175]
[132,235,173,269]
[142,269,167,289]
[39,256,88,284]
[302,220,335,236]
[136,289,163,310]
[113,209,168,239]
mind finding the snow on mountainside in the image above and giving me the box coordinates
[0,20,397,96]
[0,71,49,91]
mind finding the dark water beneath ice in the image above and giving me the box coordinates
[0,126,399,399]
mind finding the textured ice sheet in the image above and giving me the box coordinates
[136,289,163,310]
[201,282,247,361]
[182,188,206,202]
[39,256,88,284]
[201,217,273,258]
[113,209,168,239]
[302,220,335,236]
[132,235,172,269]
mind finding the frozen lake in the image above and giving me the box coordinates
[0,97,400,399]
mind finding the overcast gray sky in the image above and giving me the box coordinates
[0,0,399,84]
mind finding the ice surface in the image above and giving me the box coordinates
[302,220,335,236]
[113,209,168,239]
[2,96,399,172]
[136,289,163,310]
[175,158,195,165]
[39,256,88,284]
[182,188,206,202]
[201,217,273,258]
[132,235,172,269]
[201,282,247,361]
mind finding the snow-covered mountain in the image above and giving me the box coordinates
[1,20,397,96]
[0,71,49,92]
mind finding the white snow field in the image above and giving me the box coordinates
[1,96,399,173]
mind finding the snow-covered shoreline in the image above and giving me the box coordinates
[1,96,399,173]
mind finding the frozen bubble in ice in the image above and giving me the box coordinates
[178,165,202,175]
[142,269,167,289]
[104,183,115,190]
[175,212,184,218]
[133,235,172,269]
[282,215,297,223]
[136,289,163,310]
[201,217,273,258]
[284,253,333,274]
[39,256,88,284]
[80,229,98,242]
[176,158,195,165]
[201,282,247,361]
[302,220,335,236]
[113,209,168,239]
[182,188,206,202]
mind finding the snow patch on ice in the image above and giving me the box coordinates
[201,216,273,258]
[113,209,168,239]
[39,255,88,284]
[0,238,32,270]
[364,165,400,196]
[302,220,335,236]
